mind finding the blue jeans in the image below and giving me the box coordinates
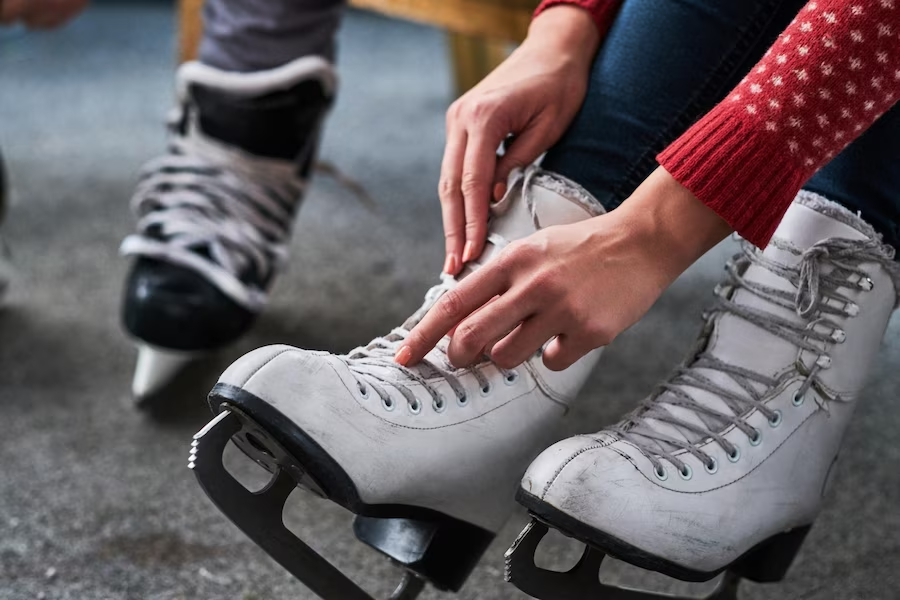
[543,0,900,250]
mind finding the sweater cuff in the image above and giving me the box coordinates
[533,0,621,37]
[657,109,812,249]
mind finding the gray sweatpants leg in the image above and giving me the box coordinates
[199,0,347,72]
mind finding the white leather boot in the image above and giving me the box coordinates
[190,167,607,597]
[509,191,899,599]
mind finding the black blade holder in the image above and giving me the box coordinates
[189,410,425,600]
[505,520,740,600]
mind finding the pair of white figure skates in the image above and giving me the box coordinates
[123,58,899,600]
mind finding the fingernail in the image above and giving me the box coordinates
[394,345,412,366]
[493,182,506,201]
[462,241,476,263]
[443,253,459,275]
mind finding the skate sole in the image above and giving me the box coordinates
[516,488,811,584]
[205,382,494,592]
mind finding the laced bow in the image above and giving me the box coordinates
[612,235,895,475]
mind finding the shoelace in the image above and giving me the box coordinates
[336,167,554,414]
[125,132,303,294]
[612,236,896,476]
[339,278,521,414]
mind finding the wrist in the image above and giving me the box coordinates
[617,167,732,275]
[526,5,601,68]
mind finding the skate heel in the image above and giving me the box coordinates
[731,525,812,583]
[353,515,494,592]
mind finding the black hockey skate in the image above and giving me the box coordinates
[121,57,334,405]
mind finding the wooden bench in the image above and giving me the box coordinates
[178,0,540,94]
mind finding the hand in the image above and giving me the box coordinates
[1,0,89,29]
[400,168,733,370]
[439,6,600,276]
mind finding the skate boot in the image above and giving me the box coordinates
[506,191,900,600]
[189,167,607,599]
[120,57,336,403]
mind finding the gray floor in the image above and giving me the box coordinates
[1,4,898,600]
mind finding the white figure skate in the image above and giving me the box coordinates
[120,57,336,404]
[506,192,899,600]
[189,167,606,599]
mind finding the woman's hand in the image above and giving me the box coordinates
[439,6,600,276]
[399,168,733,370]
[1,0,89,29]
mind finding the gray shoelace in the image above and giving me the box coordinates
[612,236,895,476]
[340,277,519,413]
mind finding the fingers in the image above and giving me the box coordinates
[542,334,594,371]
[0,0,25,24]
[446,293,532,367]
[493,125,549,200]
[399,263,511,366]
[489,315,557,369]
[460,131,497,264]
[438,128,467,275]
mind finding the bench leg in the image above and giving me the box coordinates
[448,33,510,95]
[179,0,205,63]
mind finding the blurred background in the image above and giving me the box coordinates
[0,1,898,599]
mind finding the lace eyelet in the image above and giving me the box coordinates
[831,329,846,343]
[457,394,469,407]
[480,384,492,397]
[749,429,762,446]
[408,399,422,415]
[792,391,805,406]
[705,458,718,474]
[433,396,446,413]
[504,371,520,385]
[653,465,668,481]
[357,383,369,398]
[679,464,693,480]
[769,410,783,428]
[727,446,741,463]
[816,354,832,369]
[844,302,859,317]
[382,397,395,412]
[859,276,874,291]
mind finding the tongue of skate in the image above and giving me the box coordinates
[636,201,870,453]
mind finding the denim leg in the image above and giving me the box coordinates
[803,105,900,250]
[543,0,809,212]
[199,0,347,72]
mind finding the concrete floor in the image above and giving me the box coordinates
[1,4,899,599]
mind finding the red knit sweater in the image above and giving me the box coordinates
[535,0,900,247]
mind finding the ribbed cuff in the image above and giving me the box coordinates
[533,0,622,38]
[657,109,812,249]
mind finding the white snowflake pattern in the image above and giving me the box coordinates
[777,54,788,64]
[772,75,784,86]
[795,68,809,80]
[822,12,837,24]
[849,57,863,70]
[756,65,767,74]
[821,63,834,75]
[746,104,758,114]
[816,114,830,127]
[851,5,864,15]
[769,99,781,109]
[788,140,800,153]
[765,121,778,131]
[876,51,889,63]
[878,23,893,37]
[819,88,832,99]
[880,0,894,9]
[864,100,876,110]
[850,30,864,42]
[872,77,884,89]
[751,84,763,94]
[798,45,810,56]
[789,117,803,128]
[800,22,813,33]
[834,131,845,140]
[793,93,806,106]
[841,107,853,118]
[846,82,858,94]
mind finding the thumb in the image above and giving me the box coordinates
[492,125,551,200]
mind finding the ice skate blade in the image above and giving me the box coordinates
[189,408,427,600]
[132,344,198,402]
[505,520,740,600]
